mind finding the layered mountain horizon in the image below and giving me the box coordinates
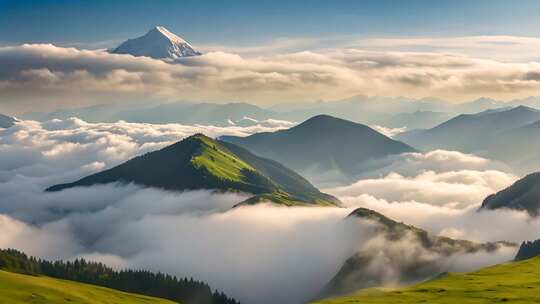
[480,172,540,216]
[6,3,540,304]
[222,114,416,184]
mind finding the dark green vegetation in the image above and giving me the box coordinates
[221,115,415,181]
[314,256,540,304]
[515,239,540,261]
[323,208,511,297]
[0,248,238,304]
[0,270,175,304]
[480,172,540,216]
[47,134,339,206]
[0,113,16,128]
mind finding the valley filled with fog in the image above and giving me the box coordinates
[3,4,540,303]
[1,117,536,304]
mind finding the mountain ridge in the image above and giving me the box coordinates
[46,134,340,207]
[480,172,540,216]
[222,115,416,184]
[323,207,513,297]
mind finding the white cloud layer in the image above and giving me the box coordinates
[2,42,540,114]
[352,35,540,62]
[324,150,540,245]
[0,119,529,304]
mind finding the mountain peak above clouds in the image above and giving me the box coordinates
[111,26,201,60]
[46,134,340,207]
[0,113,17,128]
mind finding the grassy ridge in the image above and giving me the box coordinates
[314,256,540,304]
[47,134,340,207]
[191,135,256,182]
[0,270,175,304]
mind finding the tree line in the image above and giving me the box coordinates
[0,248,239,304]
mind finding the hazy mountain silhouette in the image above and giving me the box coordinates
[397,106,540,152]
[23,102,276,126]
[480,172,540,216]
[222,115,416,184]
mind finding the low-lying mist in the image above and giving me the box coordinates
[0,119,532,303]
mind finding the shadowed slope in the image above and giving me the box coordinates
[222,115,415,180]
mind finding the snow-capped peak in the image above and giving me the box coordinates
[111,26,201,60]
[151,26,188,44]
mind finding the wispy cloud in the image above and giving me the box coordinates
[2,39,540,114]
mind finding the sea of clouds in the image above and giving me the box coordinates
[2,43,540,114]
[0,119,536,303]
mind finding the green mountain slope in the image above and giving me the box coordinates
[0,270,175,304]
[221,115,416,183]
[47,134,339,206]
[323,208,510,297]
[314,256,540,304]
[0,248,237,304]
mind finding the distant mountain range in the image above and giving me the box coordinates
[47,134,340,207]
[397,106,540,173]
[480,172,540,216]
[111,26,201,59]
[21,95,540,130]
[0,113,17,128]
[323,207,512,297]
[222,115,416,185]
[397,106,540,151]
[22,102,275,126]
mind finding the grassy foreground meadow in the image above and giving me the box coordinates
[314,256,540,304]
[0,270,176,304]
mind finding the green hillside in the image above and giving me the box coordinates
[47,134,339,206]
[315,256,540,304]
[0,248,237,304]
[0,270,176,304]
[323,208,509,297]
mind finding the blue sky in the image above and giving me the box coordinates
[2,0,540,47]
[2,0,540,114]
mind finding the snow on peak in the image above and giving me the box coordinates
[151,26,187,44]
[111,26,201,60]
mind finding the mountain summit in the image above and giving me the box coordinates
[46,134,339,207]
[111,26,201,60]
[221,115,416,184]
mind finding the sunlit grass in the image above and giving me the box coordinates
[314,256,540,304]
